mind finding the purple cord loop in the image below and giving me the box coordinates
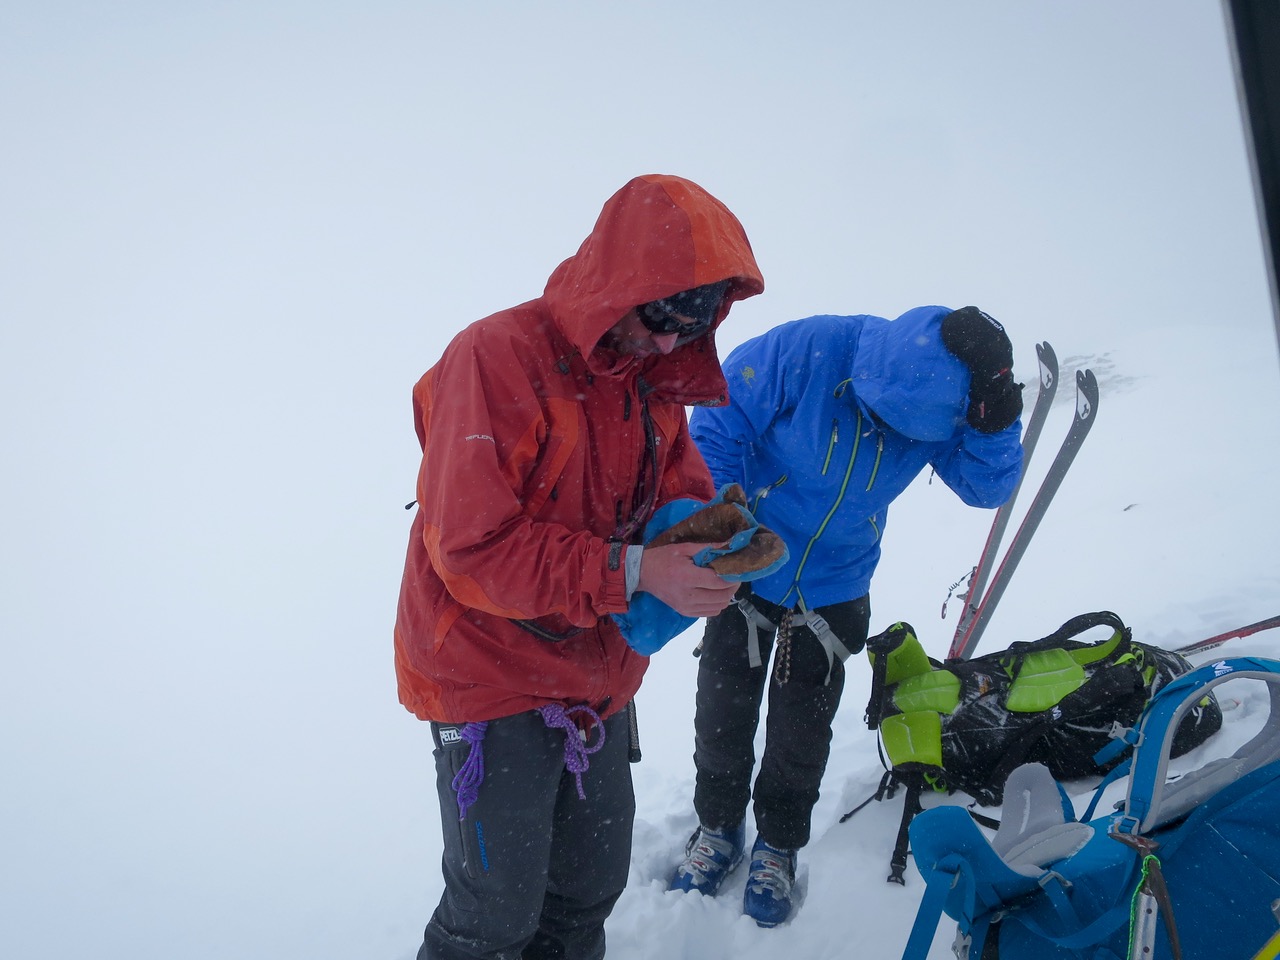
[537,703,606,800]
[450,721,489,821]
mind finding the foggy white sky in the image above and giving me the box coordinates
[1,3,1277,958]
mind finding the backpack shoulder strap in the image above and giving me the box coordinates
[1117,657,1280,834]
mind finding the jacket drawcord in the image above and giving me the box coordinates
[537,703,606,799]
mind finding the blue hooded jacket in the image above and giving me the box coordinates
[689,305,1024,610]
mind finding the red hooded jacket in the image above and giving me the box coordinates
[394,175,765,723]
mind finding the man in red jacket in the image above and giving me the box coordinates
[395,175,765,960]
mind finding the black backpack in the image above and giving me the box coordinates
[845,611,1223,882]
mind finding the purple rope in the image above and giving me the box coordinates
[537,703,606,799]
[450,721,489,821]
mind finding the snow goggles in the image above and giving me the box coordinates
[637,280,730,339]
[638,303,713,338]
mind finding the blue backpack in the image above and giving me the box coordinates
[901,656,1280,960]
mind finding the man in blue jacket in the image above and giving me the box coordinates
[667,305,1025,927]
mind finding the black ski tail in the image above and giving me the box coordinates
[950,367,1099,660]
[948,342,1058,656]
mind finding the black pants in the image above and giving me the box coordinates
[419,709,635,960]
[691,592,870,851]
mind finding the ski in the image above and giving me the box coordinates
[950,366,1100,660]
[1173,613,1280,656]
[947,342,1059,658]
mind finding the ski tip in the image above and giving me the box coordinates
[1035,342,1058,391]
[1075,368,1099,419]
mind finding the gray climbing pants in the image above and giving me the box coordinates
[418,708,635,960]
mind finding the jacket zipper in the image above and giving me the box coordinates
[822,419,838,474]
[614,388,636,541]
[782,408,864,604]
[750,474,788,514]
[864,428,884,538]
[866,432,883,490]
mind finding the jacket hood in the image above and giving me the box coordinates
[852,305,970,442]
[542,174,765,396]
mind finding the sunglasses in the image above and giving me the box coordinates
[638,302,713,339]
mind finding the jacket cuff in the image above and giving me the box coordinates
[624,544,642,599]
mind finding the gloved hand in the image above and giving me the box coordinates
[611,484,789,656]
[645,483,787,577]
[940,306,1024,433]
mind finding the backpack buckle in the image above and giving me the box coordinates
[1111,814,1143,837]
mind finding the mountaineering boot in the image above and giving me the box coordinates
[743,836,796,927]
[668,822,746,895]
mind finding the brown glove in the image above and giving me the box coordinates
[646,484,787,577]
[705,527,787,577]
